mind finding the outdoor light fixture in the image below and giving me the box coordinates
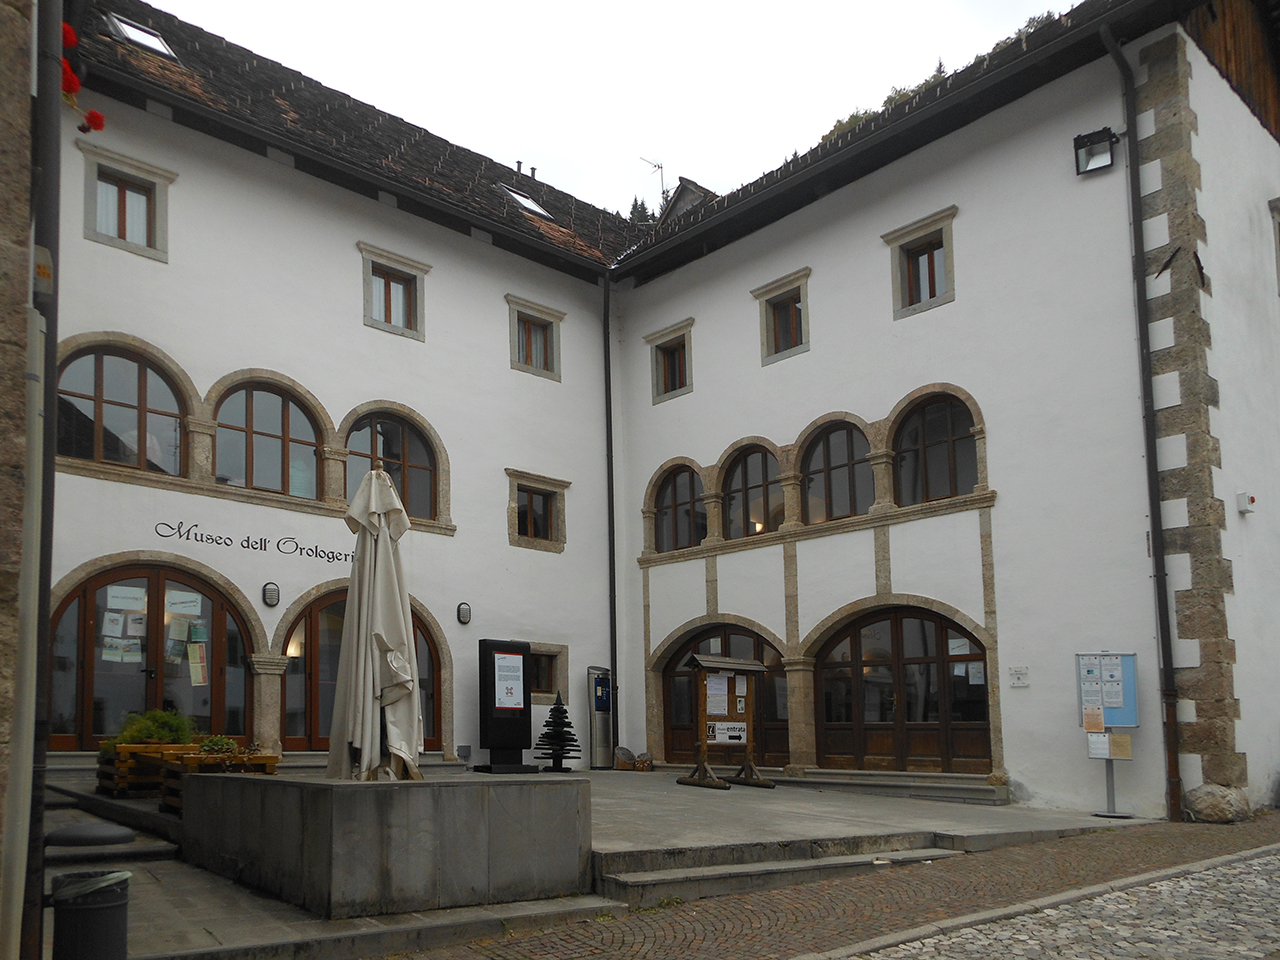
[457,602,471,624]
[262,582,280,606]
[1075,127,1118,174]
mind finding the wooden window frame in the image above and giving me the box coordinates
[659,340,687,395]
[722,446,783,540]
[370,264,414,330]
[904,237,945,306]
[506,468,570,553]
[654,466,707,553]
[893,396,978,507]
[506,294,564,381]
[358,241,429,342]
[78,140,176,262]
[214,385,321,499]
[517,486,554,540]
[645,317,694,403]
[345,412,437,520]
[882,206,957,320]
[56,349,186,475]
[771,294,803,354]
[517,315,552,372]
[801,423,874,523]
[97,172,155,247]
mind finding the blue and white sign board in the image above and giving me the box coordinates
[1076,653,1138,728]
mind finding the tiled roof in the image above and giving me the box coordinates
[76,0,649,269]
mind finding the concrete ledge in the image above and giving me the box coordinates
[182,774,591,918]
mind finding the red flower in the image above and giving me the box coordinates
[62,22,78,48]
[61,57,80,94]
[85,110,105,131]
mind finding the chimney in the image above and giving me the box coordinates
[530,167,536,180]
[516,160,522,174]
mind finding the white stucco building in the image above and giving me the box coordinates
[47,0,1280,820]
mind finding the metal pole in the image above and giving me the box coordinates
[1105,758,1117,815]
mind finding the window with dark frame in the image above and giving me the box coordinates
[654,466,707,552]
[56,350,184,475]
[96,172,153,248]
[215,386,320,499]
[371,265,413,329]
[723,447,784,540]
[771,292,803,354]
[530,653,556,695]
[905,235,946,306]
[346,413,436,520]
[517,314,552,372]
[894,396,978,506]
[802,424,874,523]
[659,339,687,395]
[517,486,553,540]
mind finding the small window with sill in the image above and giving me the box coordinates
[751,267,811,364]
[78,141,176,262]
[528,642,569,705]
[358,242,429,341]
[507,468,570,553]
[506,295,564,381]
[645,318,694,403]
[882,206,956,320]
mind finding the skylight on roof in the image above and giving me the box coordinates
[106,14,177,59]
[500,184,553,220]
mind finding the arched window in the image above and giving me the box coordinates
[802,424,874,523]
[215,386,320,498]
[815,607,990,773]
[345,413,436,519]
[663,626,788,768]
[282,591,441,752]
[49,565,251,750]
[894,396,977,506]
[57,350,184,475]
[654,466,706,552]
[723,447,783,539]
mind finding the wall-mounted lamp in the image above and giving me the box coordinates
[1074,127,1118,175]
[1237,492,1256,514]
[456,602,472,624]
[262,582,280,607]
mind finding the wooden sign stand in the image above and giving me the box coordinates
[676,654,773,790]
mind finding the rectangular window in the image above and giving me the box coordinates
[517,487,552,540]
[772,295,802,352]
[358,242,430,342]
[517,316,551,371]
[96,174,153,247]
[371,266,413,328]
[659,341,686,394]
[530,653,555,695]
[752,267,811,365]
[79,141,175,262]
[882,206,957,320]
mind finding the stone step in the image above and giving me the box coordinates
[45,836,179,866]
[650,764,1010,805]
[599,847,962,908]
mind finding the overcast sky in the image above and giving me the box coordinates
[146,1,1064,216]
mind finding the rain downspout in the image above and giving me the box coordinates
[1101,23,1183,822]
[601,274,619,751]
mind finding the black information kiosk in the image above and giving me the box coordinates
[475,638,538,773]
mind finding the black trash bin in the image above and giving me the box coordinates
[50,869,130,960]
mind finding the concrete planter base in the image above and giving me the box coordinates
[181,773,591,918]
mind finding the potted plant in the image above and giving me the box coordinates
[96,710,199,798]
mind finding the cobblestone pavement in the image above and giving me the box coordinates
[392,814,1280,960]
[864,853,1280,959]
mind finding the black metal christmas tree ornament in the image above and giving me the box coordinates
[535,692,581,772]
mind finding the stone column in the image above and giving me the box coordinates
[779,471,804,532]
[641,507,656,555]
[782,656,817,772]
[701,492,725,545]
[187,417,217,487]
[971,425,989,492]
[867,449,895,514]
[249,654,288,754]
[322,445,348,508]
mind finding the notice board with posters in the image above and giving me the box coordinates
[1076,652,1138,728]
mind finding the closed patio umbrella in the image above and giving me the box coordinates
[326,465,423,781]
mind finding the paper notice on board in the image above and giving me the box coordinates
[1110,733,1133,760]
[106,585,146,611]
[1083,705,1105,732]
[949,636,970,656]
[494,653,524,709]
[189,619,210,642]
[125,613,146,637]
[101,637,123,663]
[1101,655,1122,682]
[101,611,124,638]
[168,618,189,642]
[735,674,747,696]
[165,638,185,664]
[188,643,209,685]
[1081,680,1103,707]
[1088,732,1111,759]
[120,639,142,663]
[1102,681,1125,708]
[165,589,203,616]
[969,662,985,685]
[954,662,967,677]
[1079,655,1101,681]
[706,674,729,716]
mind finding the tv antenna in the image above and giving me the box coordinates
[641,157,665,198]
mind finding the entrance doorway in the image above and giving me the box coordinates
[663,626,789,767]
[815,607,991,773]
[50,565,252,750]
[281,590,442,751]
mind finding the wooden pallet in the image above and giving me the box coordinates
[157,754,280,816]
[96,744,200,798]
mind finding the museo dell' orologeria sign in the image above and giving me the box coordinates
[154,520,356,564]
